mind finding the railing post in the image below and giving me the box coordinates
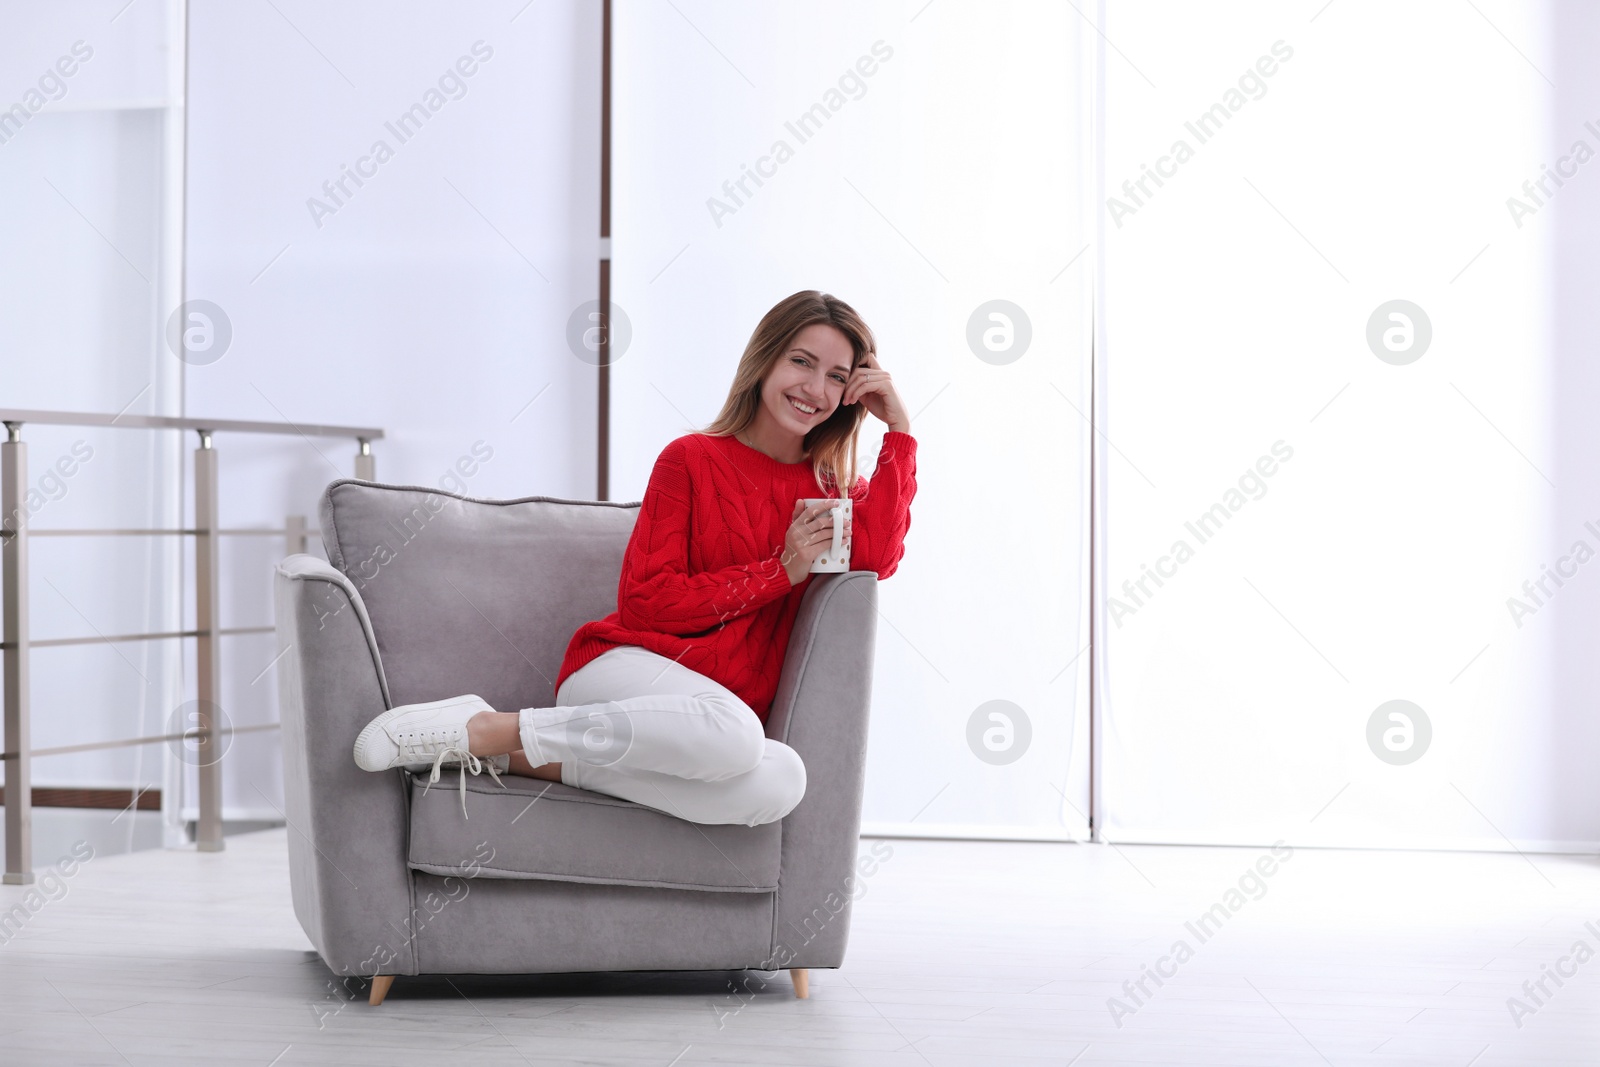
[354,437,375,481]
[285,514,308,556]
[193,430,224,852]
[2,422,32,884]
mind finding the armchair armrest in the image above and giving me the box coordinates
[273,554,418,977]
[763,570,879,969]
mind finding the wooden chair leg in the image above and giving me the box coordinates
[369,974,395,1006]
[790,968,809,999]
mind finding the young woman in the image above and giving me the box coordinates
[353,290,918,826]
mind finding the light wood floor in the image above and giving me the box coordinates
[1,828,1596,1065]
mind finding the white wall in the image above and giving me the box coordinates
[183,0,602,819]
[0,0,186,840]
[1,0,603,827]
[19,0,1589,854]
[613,0,1095,838]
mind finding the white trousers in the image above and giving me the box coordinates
[517,644,806,827]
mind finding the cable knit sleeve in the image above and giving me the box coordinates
[617,438,794,636]
[848,431,918,579]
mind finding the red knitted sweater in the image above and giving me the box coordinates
[555,430,918,722]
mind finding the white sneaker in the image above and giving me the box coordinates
[353,694,493,771]
[353,695,510,819]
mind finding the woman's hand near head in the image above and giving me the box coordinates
[779,500,841,585]
[843,350,911,434]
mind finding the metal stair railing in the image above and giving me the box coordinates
[0,408,383,884]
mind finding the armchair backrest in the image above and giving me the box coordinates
[318,478,638,712]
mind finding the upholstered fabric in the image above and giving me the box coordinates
[410,874,776,975]
[407,770,782,892]
[273,554,418,975]
[764,570,879,969]
[275,478,881,984]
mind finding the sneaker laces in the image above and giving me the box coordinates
[420,744,506,819]
[393,723,466,766]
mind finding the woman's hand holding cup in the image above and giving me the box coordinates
[780,500,838,586]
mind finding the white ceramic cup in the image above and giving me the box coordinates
[801,497,853,573]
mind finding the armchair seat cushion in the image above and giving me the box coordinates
[405,770,782,893]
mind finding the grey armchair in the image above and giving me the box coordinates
[272,478,879,1005]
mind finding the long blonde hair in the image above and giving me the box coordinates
[702,290,876,498]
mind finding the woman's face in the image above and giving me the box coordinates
[760,323,856,436]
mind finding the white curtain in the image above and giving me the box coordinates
[613,0,1095,838]
[1099,0,1599,850]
